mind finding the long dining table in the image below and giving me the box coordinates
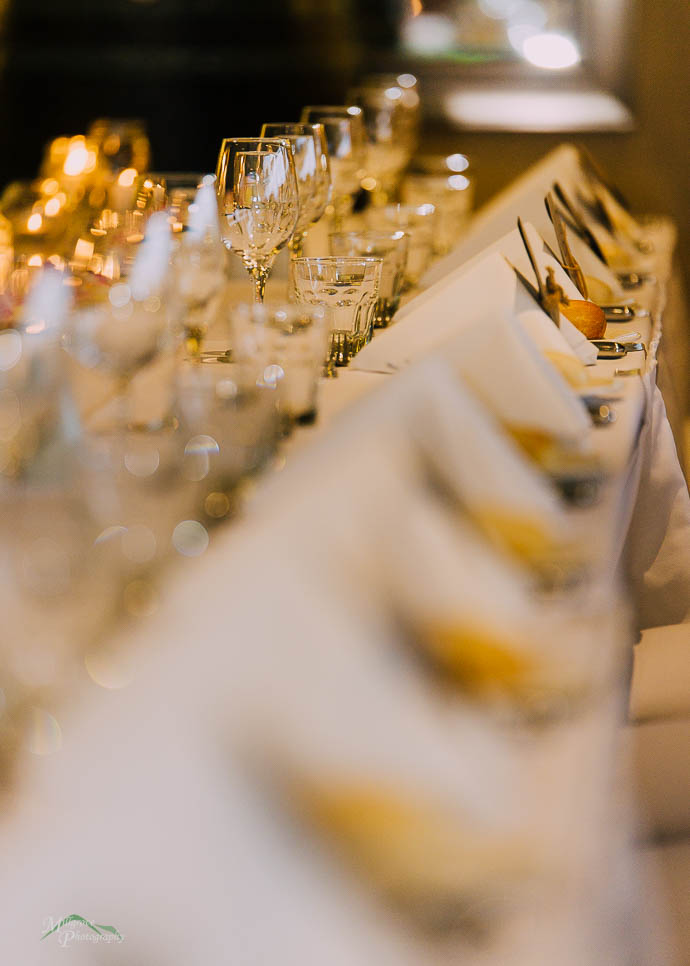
[1,144,689,965]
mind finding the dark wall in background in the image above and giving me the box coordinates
[0,0,687,294]
[0,0,389,179]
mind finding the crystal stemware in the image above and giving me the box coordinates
[300,107,365,229]
[366,203,437,290]
[229,302,329,426]
[215,138,299,303]
[260,123,331,256]
[347,84,412,206]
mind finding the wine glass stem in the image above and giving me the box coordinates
[251,263,270,303]
[289,232,305,258]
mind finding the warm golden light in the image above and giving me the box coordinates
[118,167,138,188]
[44,197,61,217]
[411,0,423,15]
[446,153,469,172]
[27,254,43,267]
[102,254,119,280]
[102,133,121,156]
[40,178,59,196]
[73,237,94,261]
[63,141,90,176]
[27,212,43,233]
[521,32,581,69]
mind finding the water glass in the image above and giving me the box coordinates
[347,84,412,205]
[329,229,408,328]
[176,358,281,496]
[229,302,329,425]
[402,172,473,254]
[366,203,437,289]
[291,256,382,369]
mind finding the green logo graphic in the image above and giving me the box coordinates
[41,914,123,945]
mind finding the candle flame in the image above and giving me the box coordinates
[64,142,90,177]
[118,168,138,187]
[44,197,61,217]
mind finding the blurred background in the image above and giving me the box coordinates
[0,0,687,286]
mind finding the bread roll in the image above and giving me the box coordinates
[560,299,607,340]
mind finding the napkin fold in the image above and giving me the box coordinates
[185,177,221,242]
[354,251,590,445]
[129,211,173,300]
[420,143,584,286]
[397,358,574,567]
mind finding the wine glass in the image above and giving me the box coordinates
[347,84,412,206]
[169,176,226,358]
[366,203,437,289]
[300,107,365,229]
[215,138,299,303]
[260,123,331,256]
[88,118,151,176]
[64,213,175,432]
[401,172,473,254]
[148,172,208,234]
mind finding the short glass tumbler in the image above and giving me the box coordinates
[366,203,437,289]
[329,229,408,328]
[291,256,382,368]
[229,302,329,425]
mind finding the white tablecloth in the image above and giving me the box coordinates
[1,145,688,965]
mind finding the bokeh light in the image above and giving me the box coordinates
[26,708,62,756]
[521,32,581,69]
[172,520,209,557]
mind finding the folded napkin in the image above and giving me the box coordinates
[564,229,627,304]
[420,144,584,286]
[354,251,590,446]
[431,220,598,367]
[185,177,221,242]
[396,358,575,568]
[443,312,591,447]
[630,624,690,723]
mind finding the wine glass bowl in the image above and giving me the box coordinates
[260,123,331,256]
[366,203,437,290]
[347,84,412,205]
[300,107,365,228]
[215,138,299,303]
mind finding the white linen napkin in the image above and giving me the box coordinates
[420,143,584,286]
[185,177,221,242]
[128,211,173,300]
[442,308,591,444]
[353,252,590,445]
[395,358,574,562]
[564,229,628,303]
[427,220,598,366]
